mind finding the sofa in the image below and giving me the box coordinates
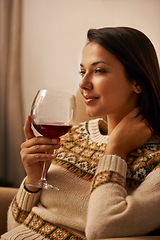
[0,187,18,235]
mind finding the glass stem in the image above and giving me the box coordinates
[41,162,47,181]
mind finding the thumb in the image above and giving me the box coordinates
[24,115,35,140]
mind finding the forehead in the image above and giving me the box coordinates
[81,42,118,66]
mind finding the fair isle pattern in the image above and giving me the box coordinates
[126,144,160,189]
[11,197,29,223]
[91,171,125,192]
[11,198,83,239]
[23,211,83,240]
[52,122,106,181]
[52,121,160,190]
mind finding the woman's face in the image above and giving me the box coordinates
[79,42,139,118]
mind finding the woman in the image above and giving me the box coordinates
[1,27,160,239]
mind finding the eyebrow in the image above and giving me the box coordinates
[80,61,110,67]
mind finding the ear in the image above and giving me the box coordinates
[132,80,142,94]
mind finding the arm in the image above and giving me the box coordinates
[7,178,41,231]
[86,108,159,239]
[86,155,160,239]
[8,116,60,230]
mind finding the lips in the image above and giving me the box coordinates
[84,94,100,104]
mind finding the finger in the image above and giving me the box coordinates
[134,112,144,121]
[142,118,154,134]
[24,115,35,140]
[21,136,60,149]
[25,153,57,167]
[127,108,145,122]
[122,108,140,121]
[23,143,60,154]
[23,153,57,167]
[130,107,141,117]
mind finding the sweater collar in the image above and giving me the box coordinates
[88,118,160,145]
[88,118,109,144]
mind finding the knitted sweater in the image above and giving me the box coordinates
[1,118,160,240]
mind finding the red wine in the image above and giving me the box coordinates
[33,123,72,138]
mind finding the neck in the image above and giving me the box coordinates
[107,116,119,135]
[106,107,135,134]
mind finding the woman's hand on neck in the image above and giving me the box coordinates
[105,108,153,160]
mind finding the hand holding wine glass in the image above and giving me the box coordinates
[21,89,76,191]
[21,115,60,192]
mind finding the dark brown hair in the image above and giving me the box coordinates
[87,27,160,136]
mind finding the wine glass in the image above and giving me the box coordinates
[25,89,76,190]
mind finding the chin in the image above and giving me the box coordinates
[86,109,103,118]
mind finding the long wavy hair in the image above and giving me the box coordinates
[87,27,160,136]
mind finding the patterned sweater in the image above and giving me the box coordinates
[1,118,160,240]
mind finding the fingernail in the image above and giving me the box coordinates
[51,154,57,157]
[52,139,59,143]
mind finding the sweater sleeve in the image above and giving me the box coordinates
[7,177,41,231]
[85,155,160,239]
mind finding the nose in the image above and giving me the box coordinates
[79,74,93,91]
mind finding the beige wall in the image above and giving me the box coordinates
[22,0,160,121]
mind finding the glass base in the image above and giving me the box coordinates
[25,180,59,191]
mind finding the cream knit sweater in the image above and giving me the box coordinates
[1,119,160,239]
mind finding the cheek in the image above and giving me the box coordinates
[99,80,133,105]
[98,80,118,98]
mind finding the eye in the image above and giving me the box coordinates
[79,70,86,77]
[95,68,106,74]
